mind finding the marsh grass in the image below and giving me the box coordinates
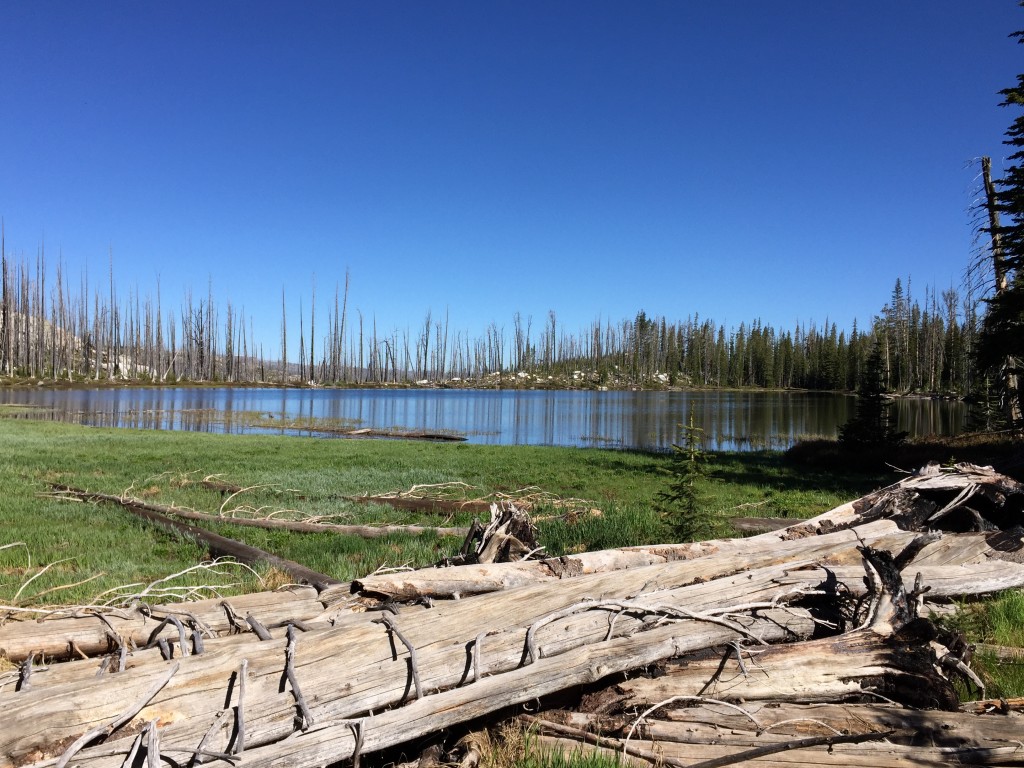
[479,721,620,768]
[0,417,892,607]
[936,590,1024,697]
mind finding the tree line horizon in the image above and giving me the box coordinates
[0,242,984,397]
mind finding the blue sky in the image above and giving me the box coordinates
[1,2,1022,356]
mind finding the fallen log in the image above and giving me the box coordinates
[346,494,494,515]
[8,529,1021,768]
[529,729,1024,767]
[349,463,1024,602]
[346,519,906,602]
[1,556,829,767]
[728,516,794,532]
[5,464,1023,768]
[48,485,342,588]
[48,484,471,539]
[555,701,1024,746]
[0,585,324,663]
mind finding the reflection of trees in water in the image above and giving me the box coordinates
[0,389,966,451]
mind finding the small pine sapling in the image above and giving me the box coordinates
[656,410,723,542]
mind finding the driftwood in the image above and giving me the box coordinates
[1,463,1022,768]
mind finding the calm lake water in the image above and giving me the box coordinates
[0,387,967,452]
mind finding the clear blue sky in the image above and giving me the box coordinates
[1,1,1021,356]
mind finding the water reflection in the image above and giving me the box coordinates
[0,387,966,452]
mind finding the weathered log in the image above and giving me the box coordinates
[609,624,955,709]
[349,463,1023,602]
[50,484,471,540]
[347,519,906,601]
[529,697,1024,766]
[48,485,342,587]
[10,529,1021,768]
[346,494,494,515]
[599,543,964,711]
[138,500,470,539]
[13,607,819,768]
[727,516,794,532]
[0,556,847,767]
[0,585,324,664]
[6,465,1022,768]
[557,701,1024,746]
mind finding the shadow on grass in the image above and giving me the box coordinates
[783,433,1024,481]
[708,449,893,499]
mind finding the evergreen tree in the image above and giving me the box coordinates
[839,339,908,451]
[977,22,1024,428]
[656,410,723,542]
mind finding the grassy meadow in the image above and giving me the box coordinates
[1,413,1021,697]
[0,414,891,605]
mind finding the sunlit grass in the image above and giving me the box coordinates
[936,590,1024,698]
[0,416,894,606]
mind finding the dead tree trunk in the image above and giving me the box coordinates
[0,464,1021,768]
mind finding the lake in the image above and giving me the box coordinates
[0,386,967,452]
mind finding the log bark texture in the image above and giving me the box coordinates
[1,463,1021,768]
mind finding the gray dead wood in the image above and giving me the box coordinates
[11,531,1022,768]
[531,698,1024,766]
[348,519,906,601]
[50,481,467,544]
[555,702,1024,747]
[345,494,493,515]
[4,465,1022,768]
[134,498,471,539]
[349,463,1023,602]
[0,556,839,768]
[19,607,818,768]
[48,484,342,588]
[529,733,1023,768]
[609,625,950,708]
[727,517,794,532]
[0,586,323,664]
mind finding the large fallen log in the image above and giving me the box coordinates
[349,462,1024,601]
[48,484,471,540]
[47,484,342,588]
[7,534,1023,768]
[528,712,1024,768]
[2,558,834,767]
[0,585,324,664]
[3,464,1022,768]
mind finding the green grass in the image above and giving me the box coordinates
[0,416,894,608]
[937,590,1024,698]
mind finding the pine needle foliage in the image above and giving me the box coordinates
[656,410,723,542]
[839,339,908,452]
